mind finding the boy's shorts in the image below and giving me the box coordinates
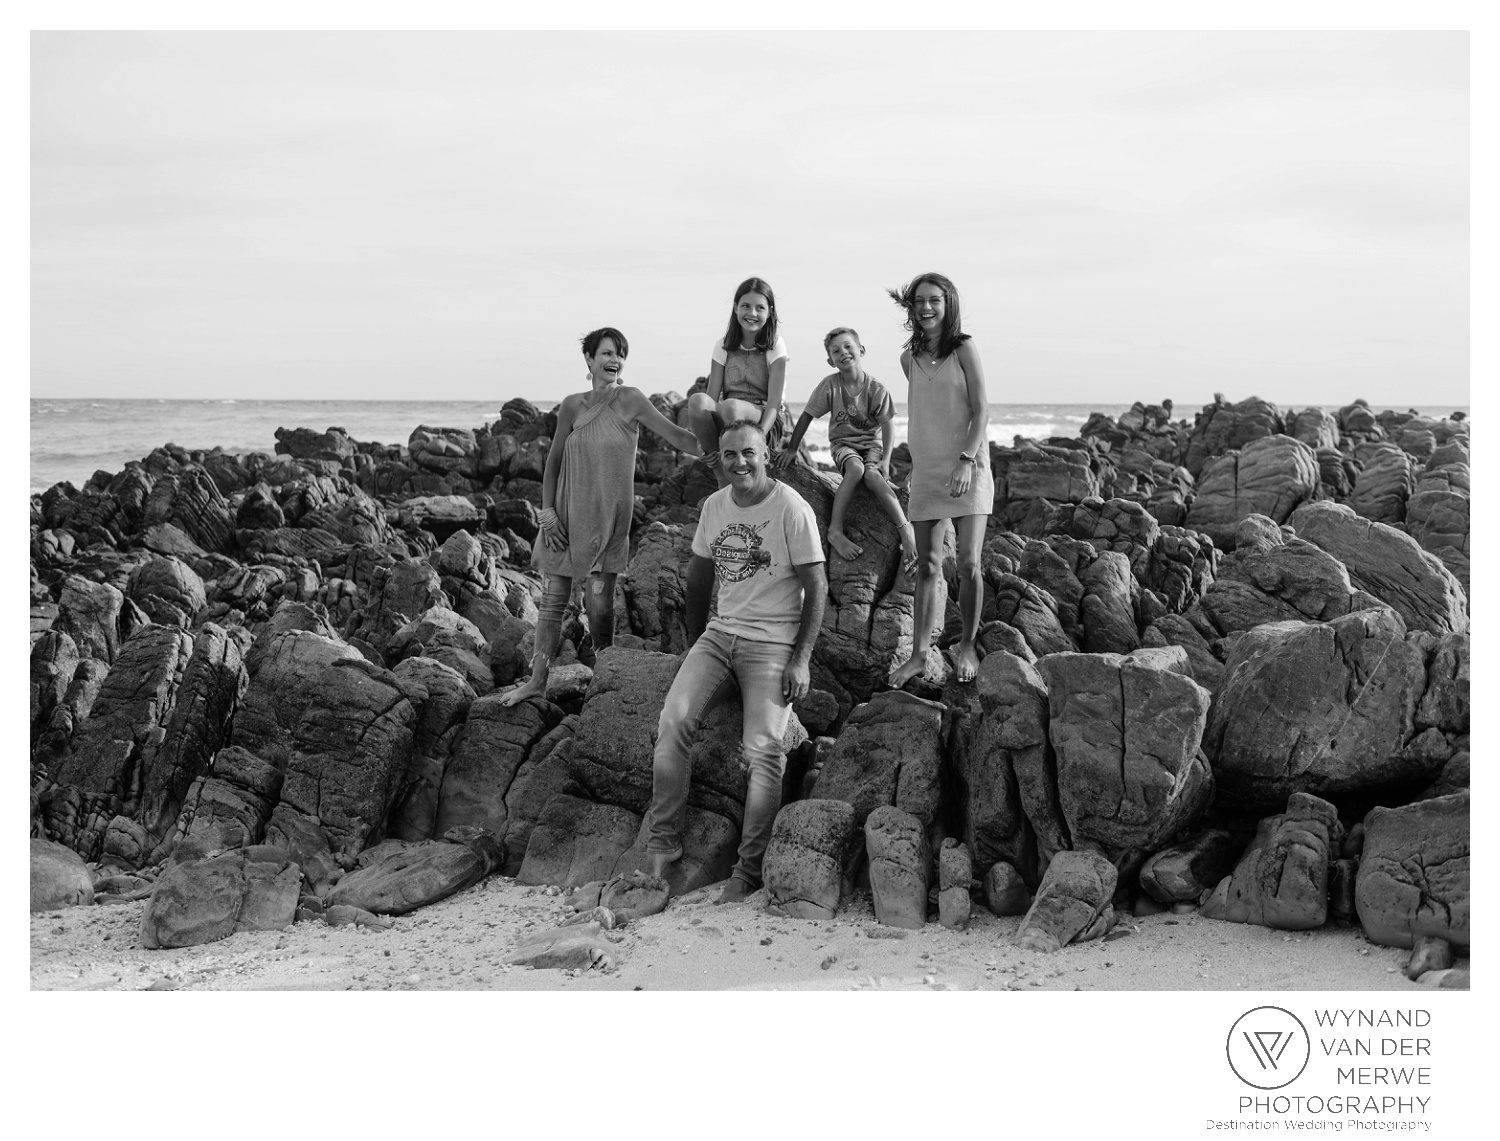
[832,442,884,469]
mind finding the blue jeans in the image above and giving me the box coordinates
[644,625,794,888]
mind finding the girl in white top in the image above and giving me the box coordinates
[685,276,791,481]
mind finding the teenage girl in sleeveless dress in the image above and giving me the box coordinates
[886,273,994,687]
[501,327,702,707]
[685,277,793,482]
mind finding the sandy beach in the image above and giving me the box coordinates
[30,873,1425,993]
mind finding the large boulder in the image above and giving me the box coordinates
[1201,793,1342,930]
[1138,828,1240,904]
[30,838,95,912]
[956,651,1050,880]
[1197,517,1356,635]
[1014,849,1117,952]
[810,690,944,833]
[762,799,860,921]
[230,630,363,770]
[325,832,506,915]
[385,657,477,842]
[54,575,124,665]
[1289,501,1466,635]
[431,689,563,839]
[277,658,419,857]
[1184,397,1283,477]
[1355,792,1469,950]
[865,805,931,930]
[1185,435,1319,548]
[1035,648,1212,863]
[1347,441,1413,525]
[125,556,207,628]
[168,745,285,855]
[1205,609,1435,808]
[139,846,302,949]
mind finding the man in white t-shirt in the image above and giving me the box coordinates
[644,420,828,904]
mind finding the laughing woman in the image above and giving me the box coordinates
[885,273,994,688]
[500,327,703,707]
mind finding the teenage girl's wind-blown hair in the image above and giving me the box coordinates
[580,327,629,359]
[721,277,780,354]
[887,272,970,361]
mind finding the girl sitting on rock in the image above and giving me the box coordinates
[683,277,795,482]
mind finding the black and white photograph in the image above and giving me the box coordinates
[23,6,1479,1136]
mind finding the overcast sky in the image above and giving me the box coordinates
[31,30,1468,407]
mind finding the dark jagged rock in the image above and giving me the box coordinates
[342,557,450,660]
[1138,828,1240,904]
[1206,609,1437,808]
[1036,649,1212,863]
[762,799,859,921]
[1197,519,1356,635]
[810,690,945,833]
[31,838,95,911]
[1015,849,1117,952]
[276,657,418,858]
[274,426,356,464]
[866,805,930,929]
[142,464,236,555]
[1185,435,1319,548]
[385,657,476,842]
[1201,794,1342,930]
[431,688,562,839]
[1183,396,1282,477]
[983,860,1032,916]
[133,624,248,860]
[515,793,642,888]
[168,745,285,855]
[231,630,362,770]
[957,651,1049,880]
[1289,501,1466,636]
[325,831,505,915]
[54,575,125,665]
[1139,614,1223,693]
[938,838,973,930]
[125,555,206,628]
[30,630,78,742]
[1355,792,1468,950]
[1347,440,1413,525]
[44,625,194,860]
[139,846,302,949]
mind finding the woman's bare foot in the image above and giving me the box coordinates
[498,676,547,708]
[888,652,928,689]
[954,641,981,683]
[828,528,862,560]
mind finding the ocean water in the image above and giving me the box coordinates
[28,398,1470,496]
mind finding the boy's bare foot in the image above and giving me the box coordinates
[955,641,981,683]
[828,528,862,560]
[498,677,547,708]
[888,653,928,689]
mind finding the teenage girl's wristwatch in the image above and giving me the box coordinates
[958,451,976,464]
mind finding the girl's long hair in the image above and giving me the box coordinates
[721,277,779,354]
[887,272,969,361]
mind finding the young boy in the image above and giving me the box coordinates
[775,327,918,569]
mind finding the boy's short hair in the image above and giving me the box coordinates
[580,327,629,359]
[823,327,862,354]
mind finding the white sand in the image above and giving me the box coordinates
[30,874,1427,992]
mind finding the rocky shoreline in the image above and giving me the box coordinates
[29,392,1470,988]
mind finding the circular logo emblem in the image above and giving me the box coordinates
[710,523,771,583]
[1226,1006,1311,1089]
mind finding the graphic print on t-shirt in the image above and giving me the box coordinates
[709,521,772,583]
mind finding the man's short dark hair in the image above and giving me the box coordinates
[718,419,768,446]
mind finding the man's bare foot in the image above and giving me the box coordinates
[888,652,928,689]
[955,641,981,683]
[645,843,683,880]
[498,676,547,708]
[828,528,862,560]
[715,878,756,906]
